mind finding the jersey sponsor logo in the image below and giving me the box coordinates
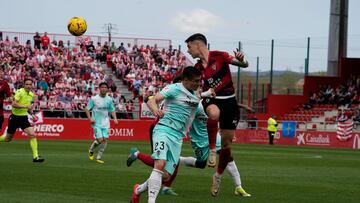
[184,100,198,107]
[205,77,223,90]
[95,106,109,111]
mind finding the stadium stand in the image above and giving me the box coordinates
[0,32,189,119]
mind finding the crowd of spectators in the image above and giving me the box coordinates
[304,75,360,110]
[0,32,186,119]
[107,42,188,102]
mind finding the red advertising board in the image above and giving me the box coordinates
[8,118,154,141]
[3,118,359,150]
[234,130,360,150]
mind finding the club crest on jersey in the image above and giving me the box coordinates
[211,64,217,71]
[162,86,170,93]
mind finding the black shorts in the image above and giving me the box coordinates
[0,116,4,130]
[202,96,239,130]
[7,114,31,134]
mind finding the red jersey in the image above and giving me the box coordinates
[0,80,12,116]
[195,51,235,96]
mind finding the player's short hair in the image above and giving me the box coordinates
[185,33,207,45]
[99,82,109,88]
[24,78,33,84]
[182,66,201,80]
[172,75,182,83]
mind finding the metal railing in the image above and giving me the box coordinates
[0,31,172,48]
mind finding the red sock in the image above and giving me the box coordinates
[207,119,218,150]
[217,148,231,175]
[137,152,154,167]
[163,164,179,187]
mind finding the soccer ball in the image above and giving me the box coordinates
[67,16,87,36]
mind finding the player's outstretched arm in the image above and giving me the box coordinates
[231,48,249,68]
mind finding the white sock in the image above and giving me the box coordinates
[89,140,99,152]
[134,151,139,157]
[179,156,196,167]
[136,179,148,195]
[148,169,163,203]
[96,141,107,160]
[162,186,170,191]
[226,161,241,188]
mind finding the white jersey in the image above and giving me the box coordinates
[86,94,115,128]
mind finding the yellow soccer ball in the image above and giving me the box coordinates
[67,16,87,36]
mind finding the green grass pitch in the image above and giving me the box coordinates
[0,140,359,203]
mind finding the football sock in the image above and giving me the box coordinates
[148,169,163,203]
[136,179,149,195]
[30,138,39,158]
[179,156,196,167]
[138,152,155,167]
[89,140,99,152]
[226,161,241,187]
[217,148,231,175]
[207,119,218,150]
[96,141,107,160]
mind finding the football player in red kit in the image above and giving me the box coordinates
[0,67,12,133]
[185,33,249,197]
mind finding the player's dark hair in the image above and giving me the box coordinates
[99,82,109,88]
[172,75,182,83]
[185,33,207,45]
[24,78,33,84]
[182,66,201,80]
